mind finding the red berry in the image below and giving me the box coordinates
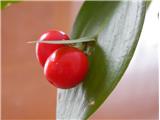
[44,46,89,89]
[36,30,69,67]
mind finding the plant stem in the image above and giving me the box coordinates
[27,37,95,44]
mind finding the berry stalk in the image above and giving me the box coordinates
[27,37,95,44]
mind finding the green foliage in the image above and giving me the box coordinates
[57,1,147,119]
[1,0,19,10]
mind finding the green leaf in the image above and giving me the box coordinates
[1,0,20,10]
[57,1,147,119]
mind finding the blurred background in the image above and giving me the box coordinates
[2,1,159,120]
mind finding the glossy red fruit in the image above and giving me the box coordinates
[44,47,89,89]
[36,30,69,67]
